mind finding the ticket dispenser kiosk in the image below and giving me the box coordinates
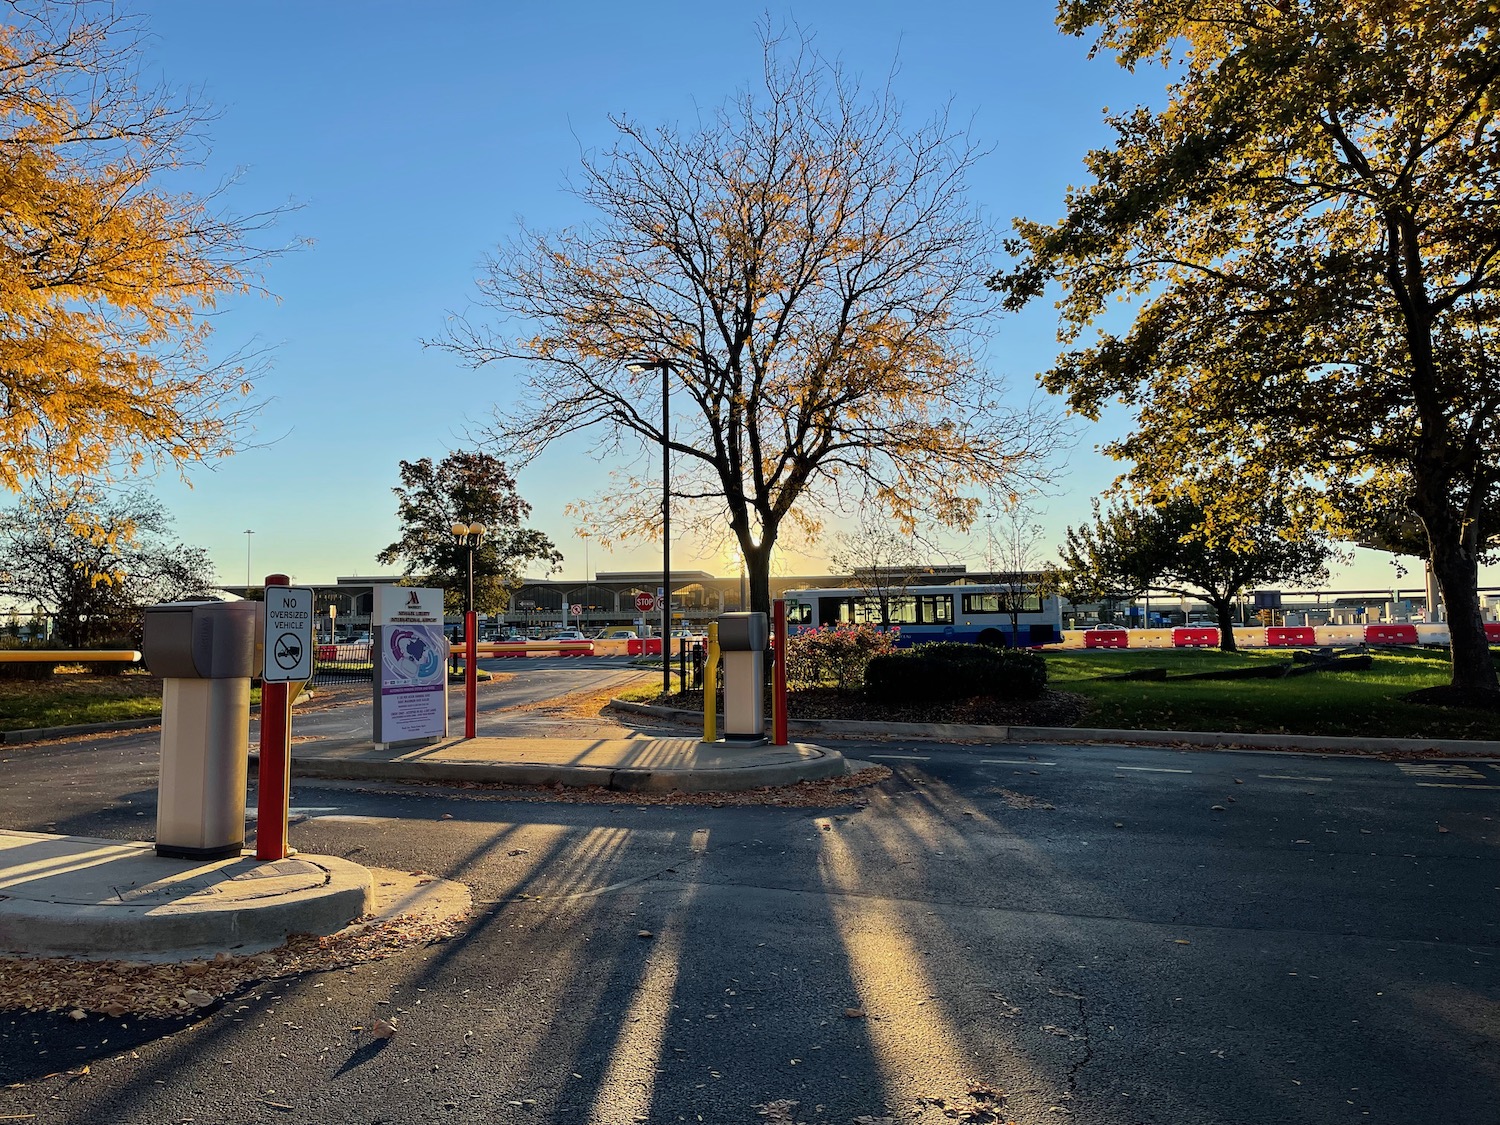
[142,600,261,859]
[718,612,768,742]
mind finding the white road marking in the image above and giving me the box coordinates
[1398,763,1486,779]
[868,754,931,761]
[1116,766,1192,774]
[1415,783,1500,791]
[981,759,1056,766]
[1259,774,1334,782]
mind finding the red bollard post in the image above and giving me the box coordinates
[772,599,788,746]
[464,609,478,739]
[257,573,292,860]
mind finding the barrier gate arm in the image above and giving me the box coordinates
[0,649,141,663]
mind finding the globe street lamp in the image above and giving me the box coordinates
[625,355,674,697]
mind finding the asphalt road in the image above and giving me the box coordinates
[0,666,1496,1125]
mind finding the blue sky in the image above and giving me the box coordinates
[131,1,1426,596]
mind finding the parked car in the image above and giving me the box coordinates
[596,628,638,640]
[546,629,588,642]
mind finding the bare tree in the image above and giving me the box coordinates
[436,25,1060,617]
[983,499,1053,640]
[828,508,948,629]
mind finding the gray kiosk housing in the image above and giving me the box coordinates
[717,612,768,742]
[142,600,261,859]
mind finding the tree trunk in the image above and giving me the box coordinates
[744,539,774,622]
[1212,596,1238,653]
[1425,516,1499,703]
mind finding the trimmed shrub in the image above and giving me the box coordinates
[86,636,138,676]
[864,641,1047,703]
[0,635,54,681]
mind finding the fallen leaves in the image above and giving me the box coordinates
[754,1099,802,1122]
[843,1006,866,1019]
[371,1017,398,1039]
[992,788,1056,811]
[0,906,468,1019]
[910,1085,1010,1123]
[393,765,893,808]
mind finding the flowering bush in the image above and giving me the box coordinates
[784,624,900,692]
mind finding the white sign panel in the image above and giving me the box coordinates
[372,586,447,745]
[262,587,314,682]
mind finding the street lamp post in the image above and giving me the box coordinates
[450,521,486,739]
[243,529,255,589]
[625,356,673,697]
[451,521,486,618]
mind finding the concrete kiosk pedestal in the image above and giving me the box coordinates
[718,612,768,743]
[142,600,261,860]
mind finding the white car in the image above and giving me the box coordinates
[546,629,588,641]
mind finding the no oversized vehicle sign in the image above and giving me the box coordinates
[263,587,314,682]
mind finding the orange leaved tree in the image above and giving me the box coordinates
[0,1,283,493]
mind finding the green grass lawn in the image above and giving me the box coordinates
[1046,647,1500,740]
[0,670,166,732]
[0,670,267,733]
[6,650,1500,742]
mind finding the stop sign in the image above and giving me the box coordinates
[634,591,656,612]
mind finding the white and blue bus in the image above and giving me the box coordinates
[782,583,1064,647]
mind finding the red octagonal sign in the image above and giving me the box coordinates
[634,591,657,613]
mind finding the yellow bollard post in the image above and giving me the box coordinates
[702,623,721,743]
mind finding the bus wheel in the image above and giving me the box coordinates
[978,629,1007,648]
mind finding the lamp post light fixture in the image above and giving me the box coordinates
[625,355,674,697]
[449,521,488,620]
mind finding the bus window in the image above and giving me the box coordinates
[917,595,954,624]
[819,596,854,625]
[786,601,813,626]
[962,591,1042,615]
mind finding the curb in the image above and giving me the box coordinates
[1,716,161,744]
[0,847,374,960]
[288,746,847,793]
[608,700,1500,757]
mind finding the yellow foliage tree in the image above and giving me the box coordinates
[437,26,1062,618]
[0,1,278,493]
